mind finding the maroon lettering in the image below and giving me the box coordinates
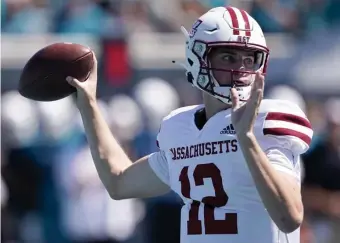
[211,142,218,155]
[194,144,199,157]
[176,147,181,160]
[180,147,185,159]
[205,142,212,155]
[218,141,224,153]
[169,140,238,161]
[185,146,190,159]
[225,140,230,153]
[190,145,194,158]
[170,148,176,160]
[199,144,204,156]
[231,139,238,152]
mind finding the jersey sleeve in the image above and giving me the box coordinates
[148,105,201,186]
[265,147,302,180]
[256,100,313,181]
[148,150,170,185]
[148,124,170,185]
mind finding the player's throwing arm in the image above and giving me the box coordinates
[18,43,169,199]
[66,54,170,199]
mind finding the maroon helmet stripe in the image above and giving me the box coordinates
[240,9,251,36]
[226,7,240,35]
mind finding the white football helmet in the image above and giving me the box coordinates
[180,6,269,104]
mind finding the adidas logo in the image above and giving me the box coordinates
[220,124,236,135]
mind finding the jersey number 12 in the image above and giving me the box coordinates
[179,163,238,235]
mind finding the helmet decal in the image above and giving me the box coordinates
[189,20,203,38]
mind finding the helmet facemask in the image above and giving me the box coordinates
[185,39,269,104]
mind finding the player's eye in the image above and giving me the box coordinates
[243,57,255,68]
[222,54,236,63]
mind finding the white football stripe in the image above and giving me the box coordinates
[263,120,313,138]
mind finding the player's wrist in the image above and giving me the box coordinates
[237,131,256,141]
[236,131,257,149]
[76,94,97,110]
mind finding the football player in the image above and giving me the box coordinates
[67,6,313,243]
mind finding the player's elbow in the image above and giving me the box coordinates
[107,190,124,200]
[100,174,125,200]
[105,173,133,200]
[102,183,121,200]
[277,211,303,233]
[278,219,302,233]
[106,182,126,200]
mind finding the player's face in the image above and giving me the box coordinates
[208,47,259,86]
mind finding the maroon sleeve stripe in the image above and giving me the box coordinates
[263,128,311,145]
[265,112,312,129]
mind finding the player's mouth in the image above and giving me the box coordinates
[233,77,252,86]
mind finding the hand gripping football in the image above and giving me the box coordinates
[18,42,94,101]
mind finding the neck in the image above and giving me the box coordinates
[203,92,231,120]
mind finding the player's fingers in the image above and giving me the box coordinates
[250,71,263,100]
[230,88,240,110]
[254,88,263,107]
[255,71,264,100]
[249,71,261,97]
[251,72,264,108]
[88,51,98,78]
[66,76,82,88]
[255,71,264,90]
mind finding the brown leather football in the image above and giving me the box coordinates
[18,42,94,101]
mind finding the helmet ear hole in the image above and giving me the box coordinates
[188,58,194,66]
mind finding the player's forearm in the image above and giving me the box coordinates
[238,133,303,233]
[77,98,132,197]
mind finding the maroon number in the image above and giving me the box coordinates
[179,167,202,234]
[179,163,238,235]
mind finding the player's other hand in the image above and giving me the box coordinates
[66,51,98,106]
[230,71,264,136]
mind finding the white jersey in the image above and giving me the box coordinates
[148,99,313,243]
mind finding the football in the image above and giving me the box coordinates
[18,42,94,101]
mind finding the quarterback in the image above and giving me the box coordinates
[67,6,313,243]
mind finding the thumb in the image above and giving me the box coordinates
[66,76,82,89]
